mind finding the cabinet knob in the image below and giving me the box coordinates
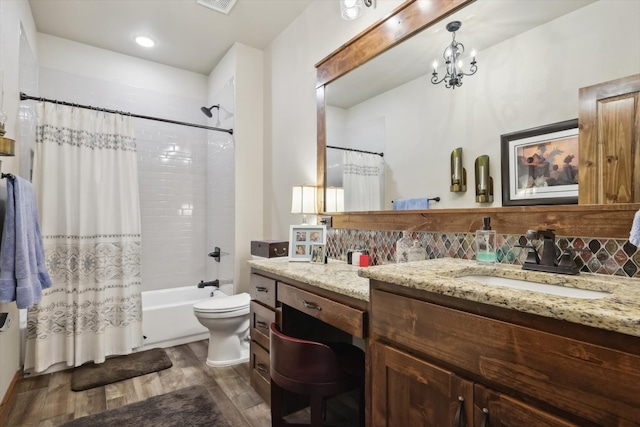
[255,286,268,292]
[481,407,490,427]
[302,300,322,311]
[256,321,268,329]
[454,396,465,427]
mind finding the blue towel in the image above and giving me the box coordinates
[0,176,52,309]
[630,209,640,247]
[393,198,430,210]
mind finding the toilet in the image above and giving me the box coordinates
[193,292,251,367]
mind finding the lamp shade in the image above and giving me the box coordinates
[291,185,317,215]
[340,0,363,20]
[325,187,345,213]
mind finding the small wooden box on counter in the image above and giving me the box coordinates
[251,240,289,258]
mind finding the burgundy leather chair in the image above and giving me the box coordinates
[269,323,364,427]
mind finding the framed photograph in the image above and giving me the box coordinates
[501,119,579,206]
[310,244,326,264]
[289,225,327,261]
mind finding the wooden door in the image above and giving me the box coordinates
[371,342,473,427]
[473,384,580,427]
[579,74,640,204]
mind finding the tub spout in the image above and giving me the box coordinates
[197,280,220,289]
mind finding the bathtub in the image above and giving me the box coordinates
[141,285,222,349]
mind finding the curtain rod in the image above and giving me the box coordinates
[326,145,384,157]
[20,92,233,135]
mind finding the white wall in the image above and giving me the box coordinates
[0,0,38,408]
[327,0,640,208]
[264,0,403,239]
[206,42,265,294]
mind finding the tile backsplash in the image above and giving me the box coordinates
[326,229,640,278]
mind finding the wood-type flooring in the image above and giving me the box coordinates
[4,340,357,427]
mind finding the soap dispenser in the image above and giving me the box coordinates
[476,217,497,263]
[396,231,413,263]
[408,240,426,262]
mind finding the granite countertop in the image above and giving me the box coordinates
[359,258,640,338]
[247,257,369,301]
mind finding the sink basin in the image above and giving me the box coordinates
[458,275,610,299]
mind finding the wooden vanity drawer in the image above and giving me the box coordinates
[250,341,271,404]
[371,289,640,426]
[250,301,276,350]
[250,273,277,308]
[278,282,365,338]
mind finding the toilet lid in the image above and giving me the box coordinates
[193,292,251,312]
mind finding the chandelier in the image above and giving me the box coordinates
[431,21,477,89]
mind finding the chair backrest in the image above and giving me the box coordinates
[269,323,349,386]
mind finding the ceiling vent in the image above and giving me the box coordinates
[196,0,238,15]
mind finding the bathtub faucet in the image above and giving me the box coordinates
[197,279,220,289]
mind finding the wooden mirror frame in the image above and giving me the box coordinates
[315,0,639,238]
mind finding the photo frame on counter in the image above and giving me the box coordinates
[310,243,327,264]
[289,225,327,262]
[501,118,579,206]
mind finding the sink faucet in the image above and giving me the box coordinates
[518,229,580,275]
[526,229,558,267]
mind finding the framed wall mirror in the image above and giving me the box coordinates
[316,0,640,218]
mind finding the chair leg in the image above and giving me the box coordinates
[358,384,365,427]
[310,395,324,427]
[271,380,285,427]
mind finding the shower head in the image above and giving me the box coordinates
[201,104,220,118]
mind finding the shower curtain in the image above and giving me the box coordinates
[24,102,143,373]
[343,151,384,211]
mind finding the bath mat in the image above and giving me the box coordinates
[61,385,230,427]
[71,348,172,391]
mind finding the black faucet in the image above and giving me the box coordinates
[197,279,220,289]
[518,229,580,275]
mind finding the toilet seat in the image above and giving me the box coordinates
[193,292,251,318]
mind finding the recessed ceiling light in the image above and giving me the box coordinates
[135,36,155,48]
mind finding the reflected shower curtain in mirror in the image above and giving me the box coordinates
[343,151,384,211]
[24,102,143,373]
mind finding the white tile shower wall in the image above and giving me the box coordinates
[37,67,220,292]
[206,79,235,285]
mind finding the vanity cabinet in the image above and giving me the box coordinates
[249,273,280,404]
[369,282,640,426]
[371,342,577,427]
[371,341,473,426]
[473,384,578,427]
[249,264,368,409]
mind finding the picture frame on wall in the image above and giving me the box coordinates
[309,244,327,264]
[501,119,579,206]
[289,225,327,262]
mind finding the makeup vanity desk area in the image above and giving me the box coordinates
[246,258,369,404]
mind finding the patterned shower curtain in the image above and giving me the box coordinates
[343,151,384,211]
[24,102,143,373]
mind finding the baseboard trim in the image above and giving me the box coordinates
[0,369,22,426]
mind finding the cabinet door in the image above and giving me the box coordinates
[474,384,580,427]
[371,342,473,427]
[579,73,640,204]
